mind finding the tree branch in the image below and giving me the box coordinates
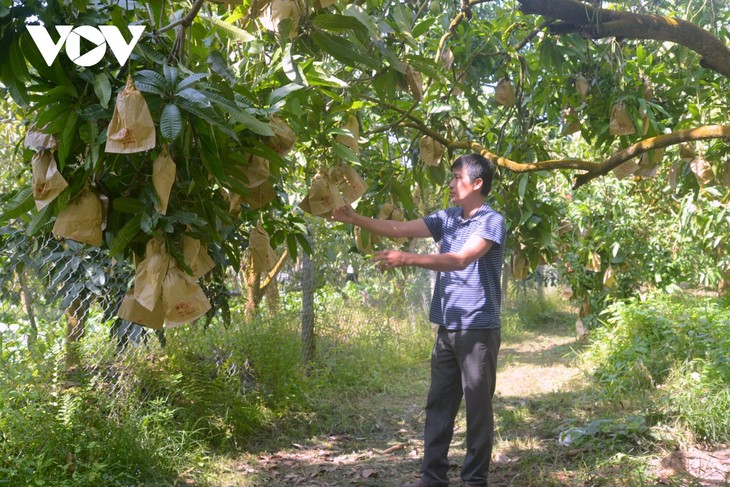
[261,249,289,290]
[517,0,730,79]
[573,125,730,188]
[158,0,206,34]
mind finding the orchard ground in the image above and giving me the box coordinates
[204,300,730,487]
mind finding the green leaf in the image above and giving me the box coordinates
[177,98,236,138]
[0,186,34,222]
[94,73,112,109]
[163,65,179,85]
[26,205,54,236]
[310,30,380,70]
[109,214,142,258]
[113,197,145,214]
[286,233,298,261]
[268,83,305,105]
[58,110,79,168]
[160,103,183,141]
[136,70,169,91]
[312,14,369,37]
[332,140,360,163]
[9,39,29,82]
[177,88,209,106]
[202,91,274,136]
[205,15,256,42]
[134,82,166,96]
[176,72,208,91]
[412,17,436,38]
[518,173,529,200]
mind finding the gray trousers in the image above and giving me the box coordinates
[420,327,501,487]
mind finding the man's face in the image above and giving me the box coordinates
[449,166,481,204]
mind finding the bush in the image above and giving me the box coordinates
[581,292,730,443]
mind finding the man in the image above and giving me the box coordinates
[332,153,505,487]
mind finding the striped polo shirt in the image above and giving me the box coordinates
[423,203,505,329]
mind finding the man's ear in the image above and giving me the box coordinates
[473,177,483,191]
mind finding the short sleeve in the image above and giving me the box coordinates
[423,209,447,243]
[474,211,505,247]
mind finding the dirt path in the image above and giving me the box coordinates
[215,324,582,487]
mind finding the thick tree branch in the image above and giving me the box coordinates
[573,125,730,188]
[518,0,730,79]
[449,140,595,172]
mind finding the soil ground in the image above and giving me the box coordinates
[212,321,730,487]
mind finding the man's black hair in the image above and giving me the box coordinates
[451,153,495,196]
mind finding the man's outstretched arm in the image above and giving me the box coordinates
[374,235,494,272]
[331,205,432,239]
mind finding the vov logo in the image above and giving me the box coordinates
[27,25,145,67]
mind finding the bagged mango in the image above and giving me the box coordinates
[105,77,156,153]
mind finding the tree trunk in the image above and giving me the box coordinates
[242,251,264,322]
[65,294,89,368]
[265,279,280,314]
[300,234,315,365]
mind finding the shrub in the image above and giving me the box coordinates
[581,292,730,443]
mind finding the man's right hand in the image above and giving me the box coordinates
[331,205,357,224]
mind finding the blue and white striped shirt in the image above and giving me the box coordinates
[423,204,505,329]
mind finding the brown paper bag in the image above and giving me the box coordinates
[250,222,277,274]
[405,64,424,102]
[495,78,516,107]
[242,180,276,210]
[266,115,296,155]
[25,126,57,150]
[329,163,367,204]
[609,102,636,136]
[584,252,601,272]
[602,265,616,289]
[390,206,408,246]
[635,148,664,178]
[690,157,715,186]
[182,236,216,279]
[117,292,164,329]
[105,77,156,154]
[335,115,360,154]
[134,237,170,311]
[575,74,590,101]
[378,200,394,220]
[354,226,374,254]
[162,262,211,326]
[298,193,312,214]
[227,190,244,217]
[680,143,697,162]
[259,0,300,36]
[668,161,680,190]
[612,159,640,180]
[579,299,592,319]
[561,107,581,136]
[511,252,528,280]
[440,48,454,70]
[32,150,68,210]
[308,169,345,217]
[419,136,444,166]
[243,154,270,188]
[52,189,103,246]
[152,146,176,214]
